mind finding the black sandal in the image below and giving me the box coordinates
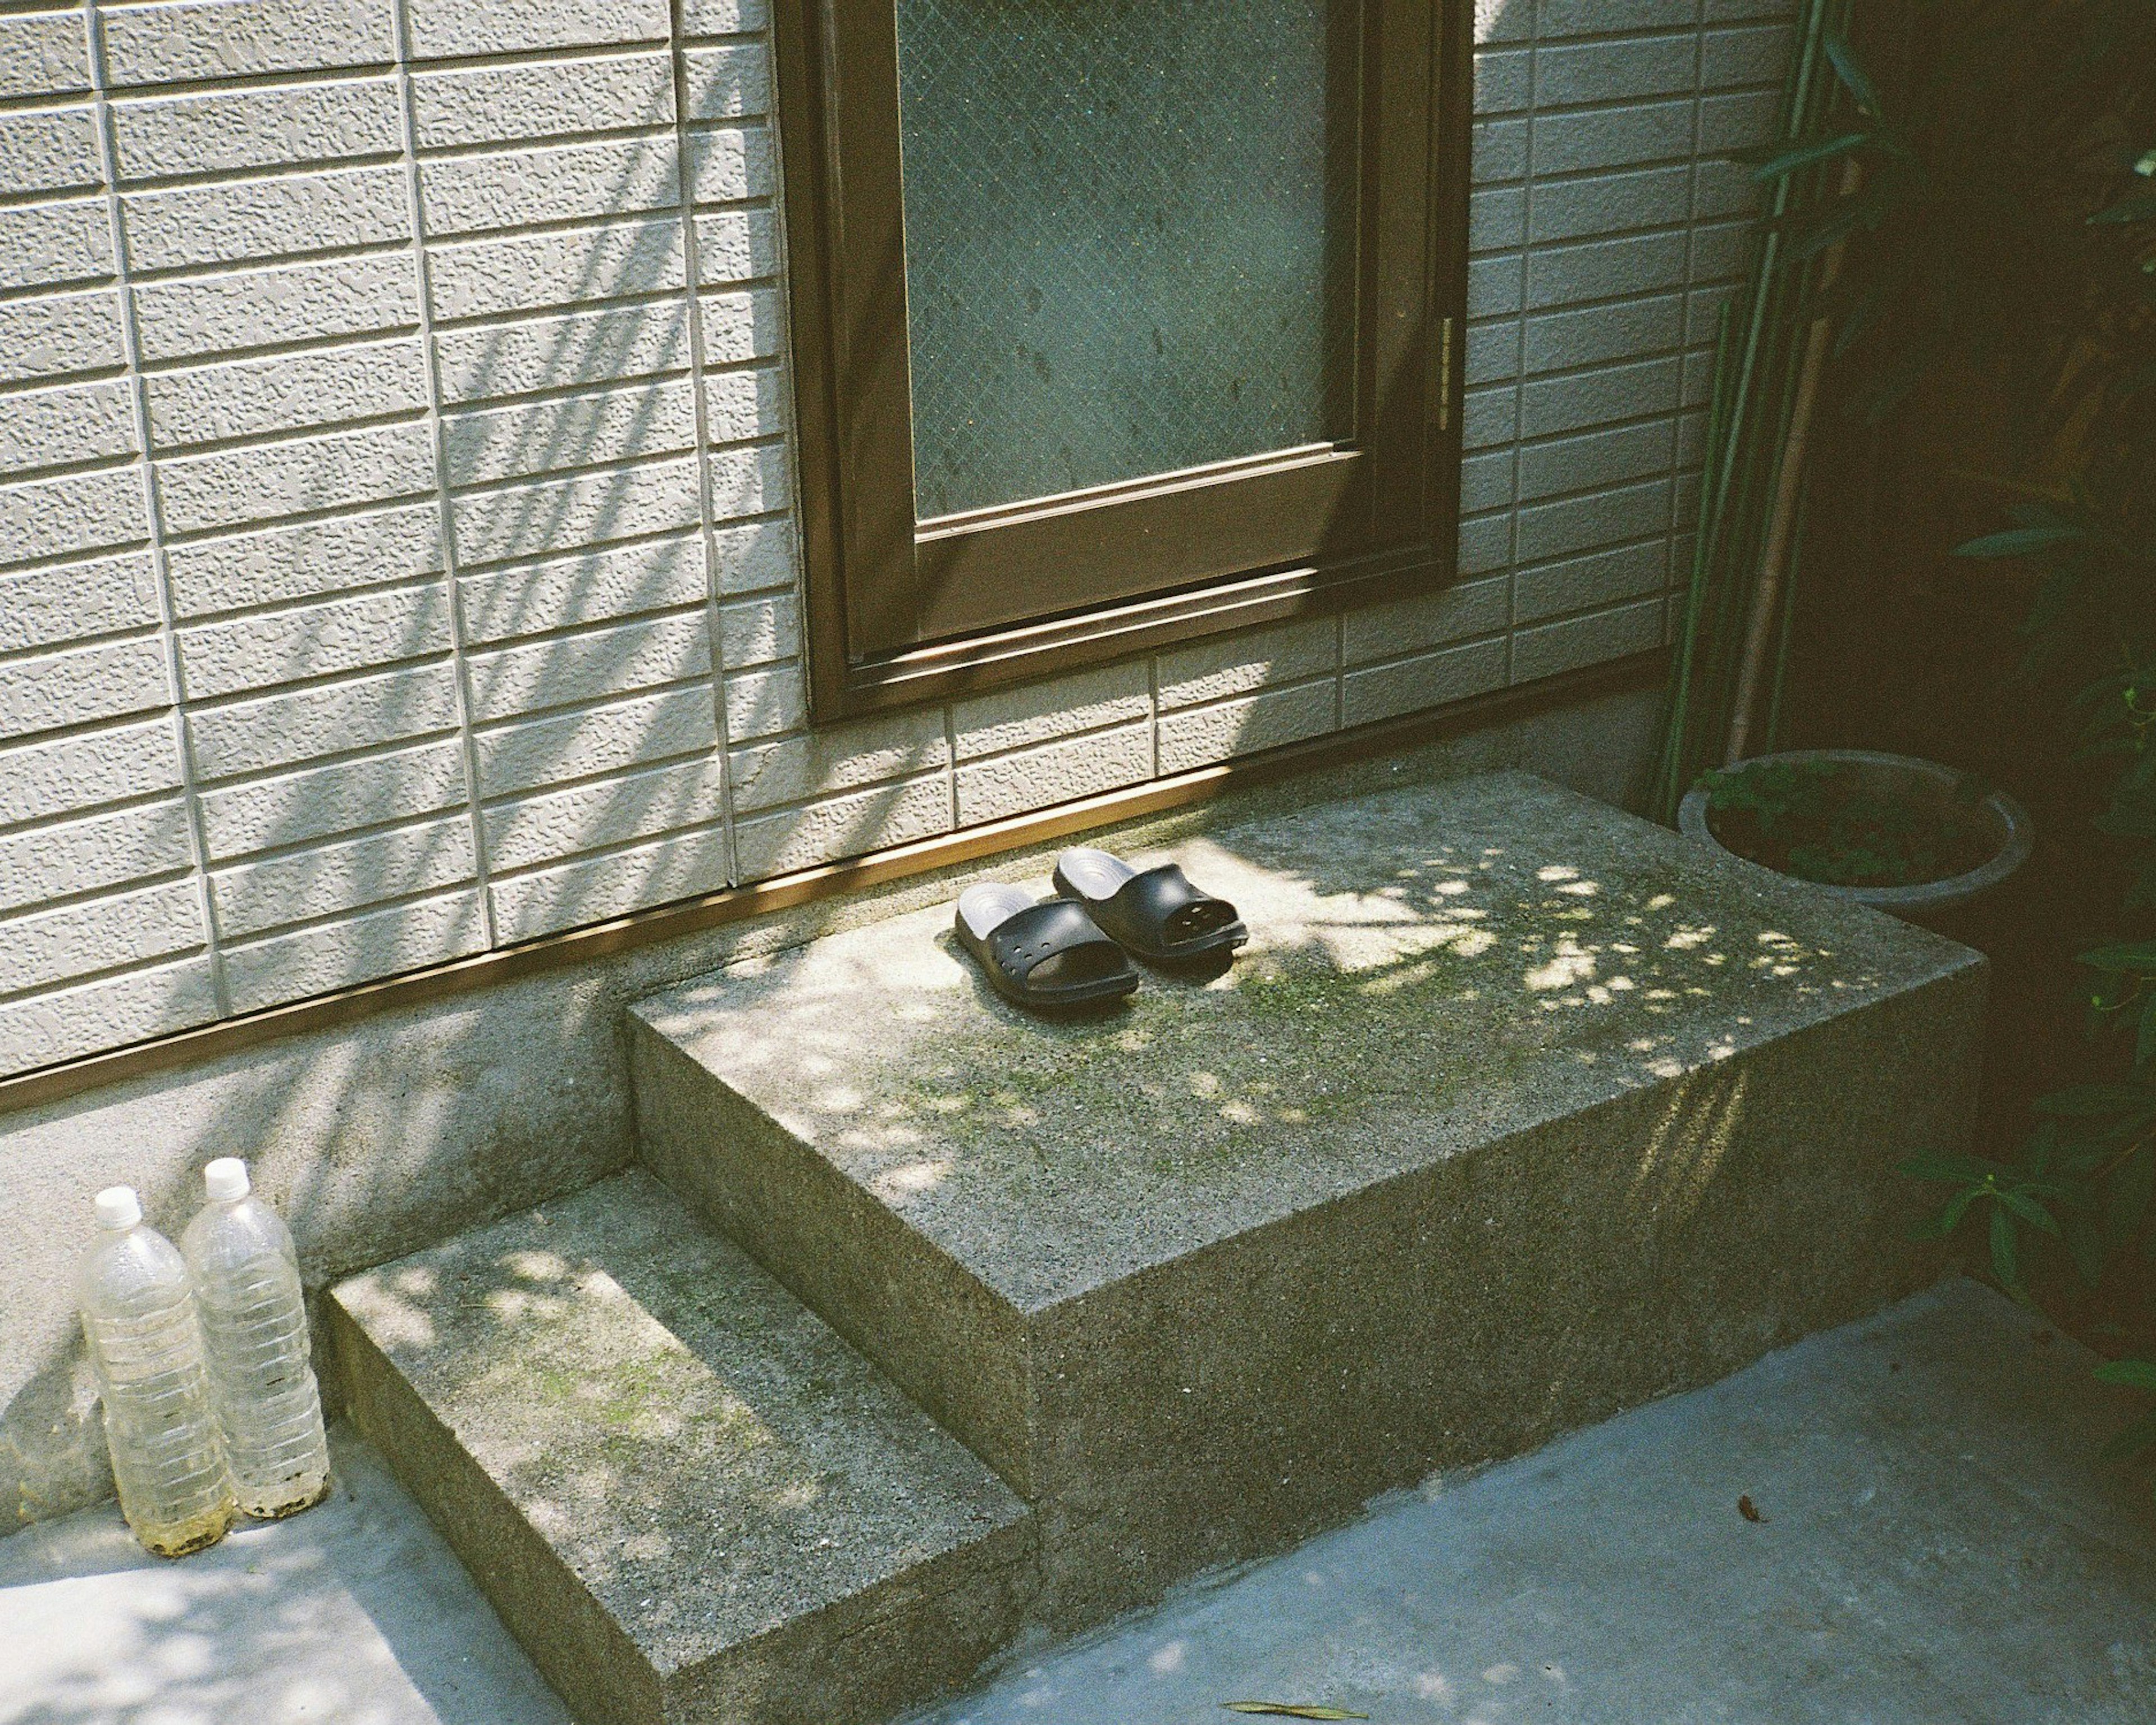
[953,883,1140,1012]
[1050,847,1249,967]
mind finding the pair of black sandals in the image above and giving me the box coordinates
[954,847,1248,1013]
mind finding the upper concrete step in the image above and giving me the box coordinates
[326,1171,1033,1725]
[629,770,1988,1629]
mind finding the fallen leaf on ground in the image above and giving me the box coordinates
[1738,1494,1766,1523]
[1222,1706,1371,1720]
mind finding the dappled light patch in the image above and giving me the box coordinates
[640,772,1935,1313]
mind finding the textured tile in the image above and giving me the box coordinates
[0,880,204,1000]
[951,660,1152,763]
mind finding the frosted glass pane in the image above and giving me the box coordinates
[896,0,1356,520]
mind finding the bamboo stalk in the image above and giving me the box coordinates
[1648,0,1845,821]
[1723,156,1865,765]
[1764,485,1809,751]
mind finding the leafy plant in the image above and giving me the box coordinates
[1755,1,2156,1496]
[1700,757,1990,886]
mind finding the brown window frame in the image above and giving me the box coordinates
[772,0,1475,720]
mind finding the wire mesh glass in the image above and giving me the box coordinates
[894,0,1358,521]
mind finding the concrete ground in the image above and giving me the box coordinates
[917,1279,2155,1725]
[2,1277,2148,1725]
[0,1426,570,1725]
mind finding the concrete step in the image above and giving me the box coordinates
[326,1170,1034,1725]
[628,769,1989,1631]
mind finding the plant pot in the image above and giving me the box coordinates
[1678,748,2034,919]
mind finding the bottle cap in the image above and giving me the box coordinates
[203,1158,250,1203]
[94,1186,142,1230]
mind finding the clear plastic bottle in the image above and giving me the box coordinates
[77,1186,233,1557]
[181,1158,331,1519]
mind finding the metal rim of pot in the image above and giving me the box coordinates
[1677,748,2035,914]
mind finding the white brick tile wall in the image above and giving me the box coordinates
[0,107,102,197]
[433,300,691,401]
[0,636,167,736]
[424,216,687,322]
[692,207,777,285]
[682,0,770,36]
[0,13,90,101]
[404,0,669,60]
[120,165,412,273]
[197,737,468,855]
[482,754,727,875]
[176,583,451,699]
[0,717,184,829]
[0,959,218,1075]
[459,535,707,644]
[108,78,405,179]
[1342,636,1510,731]
[1158,681,1336,777]
[155,419,435,535]
[0,553,157,652]
[219,887,485,1015]
[728,708,946,815]
[950,661,1153,763]
[185,661,460,779]
[129,253,421,362]
[714,590,797,668]
[0,880,202,1000]
[441,378,699,487]
[98,0,395,89]
[473,685,716,799]
[450,453,702,565]
[1342,576,1511,668]
[163,503,442,615]
[144,337,430,448]
[732,772,948,879]
[464,612,711,724]
[487,825,728,943]
[0,0,1798,1077]
[1157,617,1339,712]
[954,721,1154,827]
[0,197,113,292]
[209,816,477,939]
[409,54,676,149]
[0,802,194,914]
[418,137,682,237]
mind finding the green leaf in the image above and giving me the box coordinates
[1222,1708,1370,1721]
[1995,1188,2061,1235]
[2090,190,2156,226]
[2095,1359,2156,1394]
[2080,942,2156,973]
[1746,131,1870,184]
[2140,996,2156,1069]
[1821,31,1884,118]
[1956,526,2088,559]
[1990,1205,2022,1294]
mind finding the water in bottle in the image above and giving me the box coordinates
[182,1158,331,1519]
[76,1186,232,1557]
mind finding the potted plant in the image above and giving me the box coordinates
[1680,749,2032,919]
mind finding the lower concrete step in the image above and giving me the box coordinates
[326,1170,1034,1725]
[628,769,1989,1631]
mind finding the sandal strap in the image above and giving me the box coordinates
[1103,864,1238,951]
[986,899,1123,983]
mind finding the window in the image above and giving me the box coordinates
[774,0,1472,718]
